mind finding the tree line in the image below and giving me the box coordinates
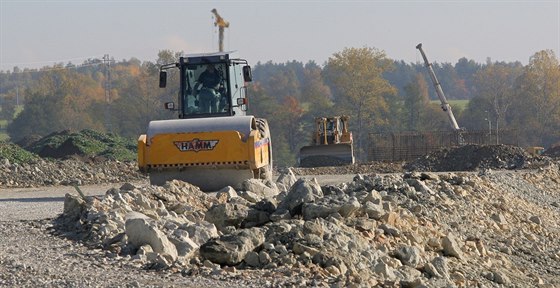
[0,47,558,167]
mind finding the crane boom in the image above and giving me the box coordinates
[416,43,461,131]
[211,9,229,52]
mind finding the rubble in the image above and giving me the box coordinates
[404,144,547,171]
[291,161,404,176]
[0,157,145,188]
[53,161,560,287]
[0,129,144,188]
[543,145,560,159]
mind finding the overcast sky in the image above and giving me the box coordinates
[1,0,559,71]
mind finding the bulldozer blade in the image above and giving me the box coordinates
[299,143,355,167]
[149,167,254,192]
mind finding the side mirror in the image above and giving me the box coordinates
[237,98,248,111]
[164,102,175,110]
[236,98,247,106]
[242,65,252,82]
[159,71,167,88]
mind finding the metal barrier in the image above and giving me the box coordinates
[367,130,518,162]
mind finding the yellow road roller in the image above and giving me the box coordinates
[138,52,272,191]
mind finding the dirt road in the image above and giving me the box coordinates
[0,183,142,221]
[0,175,356,287]
[0,179,281,287]
[2,168,558,287]
[0,175,353,222]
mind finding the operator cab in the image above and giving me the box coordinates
[159,52,252,119]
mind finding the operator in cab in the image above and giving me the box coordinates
[195,64,222,113]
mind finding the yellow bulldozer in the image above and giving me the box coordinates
[525,146,545,156]
[298,116,355,167]
[137,52,272,191]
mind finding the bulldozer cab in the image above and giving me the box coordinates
[315,116,352,145]
[317,117,339,145]
[159,52,252,119]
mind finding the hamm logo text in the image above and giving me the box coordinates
[174,139,219,152]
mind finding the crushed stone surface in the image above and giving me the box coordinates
[0,142,559,287]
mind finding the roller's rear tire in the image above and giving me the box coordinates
[256,118,273,182]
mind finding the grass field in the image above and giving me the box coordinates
[0,105,24,141]
[0,120,8,141]
[431,99,469,110]
[14,105,24,118]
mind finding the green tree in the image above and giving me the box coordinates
[511,50,560,146]
[472,61,522,143]
[280,96,305,154]
[248,83,296,166]
[103,53,181,138]
[402,73,430,131]
[8,90,59,140]
[254,62,302,103]
[454,57,481,98]
[323,47,397,160]
[459,95,493,132]
[0,93,17,121]
[8,69,105,141]
[301,61,333,118]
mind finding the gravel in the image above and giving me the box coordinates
[404,144,549,171]
[0,184,139,221]
[291,161,404,176]
[0,184,301,287]
[0,220,278,287]
[0,145,559,287]
[0,158,145,188]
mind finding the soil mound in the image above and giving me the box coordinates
[543,146,560,158]
[0,141,41,164]
[404,144,532,172]
[24,129,136,161]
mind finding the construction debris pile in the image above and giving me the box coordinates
[0,158,144,188]
[543,146,560,159]
[55,164,560,287]
[404,144,544,172]
[0,130,144,188]
[292,161,404,176]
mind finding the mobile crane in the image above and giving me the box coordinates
[416,43,464,144]
[211,9,229,52]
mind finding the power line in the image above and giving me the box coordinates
[0,55,107,73]
[5,62,107,74]
[0,55,105,66]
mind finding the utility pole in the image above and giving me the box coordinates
[211,8,229,52]
[103,54,112,132]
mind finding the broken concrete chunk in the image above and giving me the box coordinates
[125,212,178,260]
[442,233,463,259]
[200,227,264,265]
[277,178,323,215]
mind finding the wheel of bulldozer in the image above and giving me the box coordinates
[256,118,273,182]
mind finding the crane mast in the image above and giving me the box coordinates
[416,43,461,131]
[211,9,229,52]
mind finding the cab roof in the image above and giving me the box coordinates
[184,51,237,64]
